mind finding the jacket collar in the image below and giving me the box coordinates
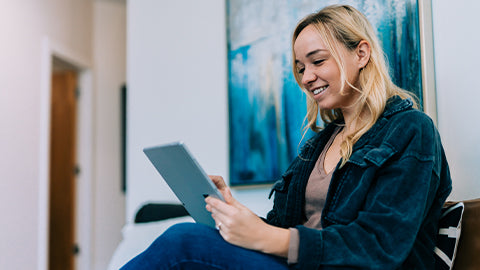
[295,95,414,163]
[382,95,414,118]
[352,95,414,151]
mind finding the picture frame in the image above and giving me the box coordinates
[226,0,435,186]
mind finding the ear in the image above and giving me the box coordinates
[356,40,371,70]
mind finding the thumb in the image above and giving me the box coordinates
[221,187,236,205]
[209,175,227,190]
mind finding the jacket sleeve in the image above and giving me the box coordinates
[294,112,450,269]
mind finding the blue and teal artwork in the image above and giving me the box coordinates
[227,0,422,186]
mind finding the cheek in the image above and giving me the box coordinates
[323,65,342,82]
[344,58,360,83]
[347,67,360,85]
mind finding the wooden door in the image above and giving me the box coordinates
[49,70,78,270]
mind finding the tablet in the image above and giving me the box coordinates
[143,142,224,228]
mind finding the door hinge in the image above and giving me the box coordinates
[75,88,81,99]
[72,243,81,256]
[74,165,81,176]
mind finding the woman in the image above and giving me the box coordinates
[122,5,451,269]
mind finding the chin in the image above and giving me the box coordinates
[316,101,336,111]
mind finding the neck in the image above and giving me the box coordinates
[341,104,368,136]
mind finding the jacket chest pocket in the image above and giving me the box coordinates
[269,171,292,199]
[326,145,397,224]
[348,144,397,168]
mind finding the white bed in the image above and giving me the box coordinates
[108,216,194,270]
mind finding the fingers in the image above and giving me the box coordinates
[206,186,236,207]
[205,196,232,214]
[205,198,230,230]
[221,187,235,204]
[205,195,240,227]
[208,175,233,204]
[208,175,227,190]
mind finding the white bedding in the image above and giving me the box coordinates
[108,216,194,270]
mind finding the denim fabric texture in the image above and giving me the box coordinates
[120,222,289,270]
[266,96,452,269]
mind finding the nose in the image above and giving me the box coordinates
[301,66,316,86]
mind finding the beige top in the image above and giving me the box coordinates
[287,127,340,264]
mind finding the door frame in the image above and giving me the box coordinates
[39,37,93,270]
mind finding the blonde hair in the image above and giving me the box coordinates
[292,5,418,166]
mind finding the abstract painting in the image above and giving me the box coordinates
[227,0,423,185]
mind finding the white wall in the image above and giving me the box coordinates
[0,1,126,269]
[432,0,480,201]
[0,1,93,269]
[126,0,273,225]
[93,1,126,270]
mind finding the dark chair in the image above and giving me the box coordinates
[134,203,189,223]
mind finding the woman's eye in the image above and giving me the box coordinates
[313,59,325,65]
[297,65,305,74]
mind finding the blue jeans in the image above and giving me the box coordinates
[120,222,289,270]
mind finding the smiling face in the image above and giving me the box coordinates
[293,24,363,113]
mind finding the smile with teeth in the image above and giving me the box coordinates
[312,85,328,95]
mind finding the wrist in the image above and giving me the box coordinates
[257,224,290,257]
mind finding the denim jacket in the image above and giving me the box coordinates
[266,96,452,269]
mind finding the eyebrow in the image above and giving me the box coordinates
[295,49,328,63]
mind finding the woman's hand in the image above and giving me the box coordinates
[205,175,290,257]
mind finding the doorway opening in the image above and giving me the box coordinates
[48,57,79,270]
[39,38,93,270]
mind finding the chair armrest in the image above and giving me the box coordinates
[134,203,190,223]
